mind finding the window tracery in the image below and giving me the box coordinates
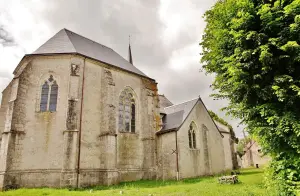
[40,75,58,112]
[119,89,136,132]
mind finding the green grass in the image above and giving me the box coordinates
[0,168,277,196]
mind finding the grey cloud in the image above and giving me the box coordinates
[0,26,15,46]
[0,72,13,79]
[0,0,245,137]
[0,77,11,103]
[34,0,171,68]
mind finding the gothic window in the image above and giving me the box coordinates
[188,129,192,148]
[188,122,197,149]
[40,75,58,112]
[119,89,136,133]
[40,82,49,112]
[192,129,196,148]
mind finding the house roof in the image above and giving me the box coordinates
[157,98,199,134]
[31,28,151,79]
[164,98,198,121]
[214,120,230,134]
[157,97,224,137]
[159,94,174,114]
[161,110,184,131]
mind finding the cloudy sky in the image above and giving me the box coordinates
[0,0,245,137]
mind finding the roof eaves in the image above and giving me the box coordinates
[156,128,178,135]
[78,53,156,81]
[220,130,230,134]
[13,56,27,75]
[176,98,200,131]
[20,53,155,82]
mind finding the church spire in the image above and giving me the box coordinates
[128,35,133,65]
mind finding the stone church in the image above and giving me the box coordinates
[0,29,236,189]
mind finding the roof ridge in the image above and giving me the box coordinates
[29,28,151,80]
[32,28,77,54]
[164,97,198,109]
[63,28,135,66]
[174,99,199,130]
[63,29,77,52]
[63,28,112,51]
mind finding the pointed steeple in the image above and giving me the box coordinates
[128,36,133,65]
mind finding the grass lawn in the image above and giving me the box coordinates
[0,168,276,196]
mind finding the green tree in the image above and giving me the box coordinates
[208,110,237,140]
[201,0,300,195]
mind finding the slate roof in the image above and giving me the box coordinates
[214,120,230,134]
[157,97,223,137]
[159,94,173,114]
[164,98,198,120]
[161,110,184,131]
[159,94,174,108]
[158,98,199,133]
[32,28,150,79]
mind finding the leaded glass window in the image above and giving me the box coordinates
[40,75,58,112]
[40,82,49,112]
[188,122,197,149]
[188,129,192,148]
[118,89,136,133]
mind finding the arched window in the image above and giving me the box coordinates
[40,75,58,112]
[188,122,197,149]
[119,89,136,132]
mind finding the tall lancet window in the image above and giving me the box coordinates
[119,89,136,133]
[40,75,58,112]
[188,122,197,149]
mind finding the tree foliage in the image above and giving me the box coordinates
[208,110,233,130]
[208,110,237,141]
[201,0,300,194]
[236,137,251,157]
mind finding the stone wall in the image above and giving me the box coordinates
[157,100,226,180]
[242,141,271,168]
[156,131,177,180]
[0,55,74,189]
[0,54,159,189]
[79,58,158,185]
[0,82,13,143]
[214,121,234,170]
[221,132,233,170]
[177,100,225,179]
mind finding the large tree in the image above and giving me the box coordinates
[201,0,300,194]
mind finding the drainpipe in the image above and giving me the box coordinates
[76,57,86,188]
[175,131,179,181]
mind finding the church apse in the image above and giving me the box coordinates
[0,28,232,189]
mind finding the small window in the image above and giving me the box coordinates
[192,130,196,148]
[40,75,58,112]
[188,130,192,148]
[40,82,49,112]
[131,103,136,132]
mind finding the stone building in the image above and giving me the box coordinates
[214,121,238,170]
[0,29,235,189]
[242,140,271,168]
